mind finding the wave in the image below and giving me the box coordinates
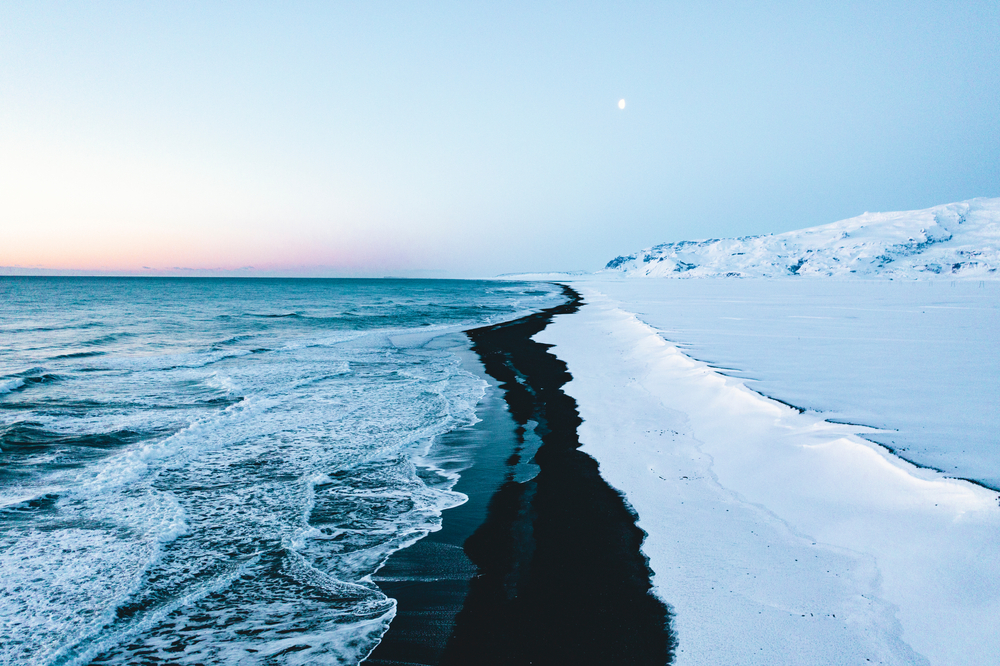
[82,333,126,346]
[0,279,567,663]
[52,351,106,360]
[0,378,24,394]
[1,320,107,335]
[85,349,253,372]
[0,423,158,455]
[212,333,260,348]
[247,312,305,319]
[0,369,63,393]
[0,492,60,516]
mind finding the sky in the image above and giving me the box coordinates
[1,1,998,277]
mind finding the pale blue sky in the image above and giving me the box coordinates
[1,1,997,276]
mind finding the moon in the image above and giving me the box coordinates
[618,99,626,110]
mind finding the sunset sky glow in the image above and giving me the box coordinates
[2,1,998,276]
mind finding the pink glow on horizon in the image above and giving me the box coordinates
[1,224,423,275]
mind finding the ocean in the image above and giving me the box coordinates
[0,277,566,665]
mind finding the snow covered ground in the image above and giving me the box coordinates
[536,279,1000,665]
[569,279,1000,490]
[603,198,1000,279]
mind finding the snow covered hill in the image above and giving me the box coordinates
[603,198,1000,278]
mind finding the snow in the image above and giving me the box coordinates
[568,278,1000,489]
[536,283,1000,665]
[603,197,1000,279]
[517,199,1000,662]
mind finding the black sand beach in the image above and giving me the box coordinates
[366,285,674,665]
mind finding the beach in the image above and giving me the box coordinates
[368,285,673,665]
[368,278,999,666]
[2,276,996,665]
[536,279,1000,666]
[5,2,998,663]
[0,278,570,665]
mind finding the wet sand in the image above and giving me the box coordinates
[366,285,673,665]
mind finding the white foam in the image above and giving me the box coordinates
[88,349,253,372]
[0,527,159,665]
[52,553,264,666]
[0,378,24,394]
[204,371,240,395]
[0,289,533,663]
[83,396,262,493]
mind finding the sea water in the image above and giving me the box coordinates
[0,277,565,665]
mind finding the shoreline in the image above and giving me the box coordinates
[366,284,673,665]
[363,340,522,665]
[537,282,1000,665]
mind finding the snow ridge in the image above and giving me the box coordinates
[604,198,1000,279]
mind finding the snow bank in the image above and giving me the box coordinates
[536,285,1000,666]
[578,278,1000,489]
[604,197,1000,279]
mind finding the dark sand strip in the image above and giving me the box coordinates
[367,285,674,665]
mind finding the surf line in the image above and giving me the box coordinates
[367,284,674,665]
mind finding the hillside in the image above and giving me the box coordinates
[603,198,1000,278]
